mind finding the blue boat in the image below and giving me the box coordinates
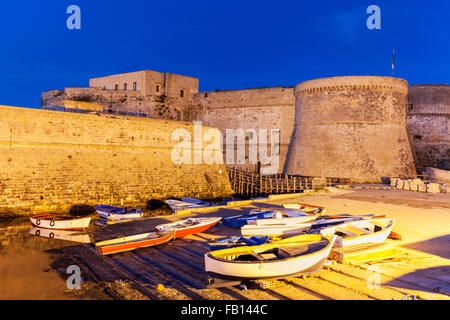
[221,208,310,228]
[209,236,270,251]
[181,197,210,206]
[94,205,144,221]
[221,211,278,228]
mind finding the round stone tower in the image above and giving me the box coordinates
[284,76,416,182]
[407,84,450,170]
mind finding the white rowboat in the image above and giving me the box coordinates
[29,227,91,243]
[250,215,319,226]
[241,216,366,237]
[319,218,394,247]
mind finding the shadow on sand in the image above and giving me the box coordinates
[402,235,450,259]
[384,265,450,297]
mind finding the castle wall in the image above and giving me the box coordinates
[194,87,295,173]
[285,76,416,182]
[0,105,232,215]
[407,85,450,170]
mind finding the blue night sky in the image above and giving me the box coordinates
[0,0,448,108]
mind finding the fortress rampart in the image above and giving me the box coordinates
[40,70,449,179]
[407,85,450,170]
[0,105,232,214]
[194,87,295,173]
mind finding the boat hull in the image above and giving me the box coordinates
[97,211,143,220]
[30,214,91,231]
[94,205,143,221]
[222,212,275,228]
[95,232,174,255]
[253,215,318,226]
[241,223,311,236]
[205,235,336,280]
[156,217,222,239]
[29,227,91,243]
[207,256,329,281]
[320,218,394,247]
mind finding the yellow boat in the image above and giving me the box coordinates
[204,234,336,280]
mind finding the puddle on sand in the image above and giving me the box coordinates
[0,217,82,300]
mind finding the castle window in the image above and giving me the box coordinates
[156,84,161,93]
[133,82,137,91]
[205,93,208,98]
[407,104,413,111]
[124,83,127,91]
[176,111,181,121]
[114,84,118,91]
[180,89,185,98]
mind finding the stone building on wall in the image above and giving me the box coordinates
[42,70,203,121]
[42,70,449,180]
[406,85,450,171]
[42,70,296,175]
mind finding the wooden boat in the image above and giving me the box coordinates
[181,197,210,206]
[30,213,91,231]
[205,234,337,280]
[29,227,91,243]
[94,231,175,255]
[282,203,327,215]
[319,218,394,247]
[222,208,310,228]
[249,210,319,226]
[209,236,270,251]
[241,216,364,237]
[165,199,205,212]
[222,211,276,228]
[155,217,222,238]
[241,222,313,236]
[94,205,143,220]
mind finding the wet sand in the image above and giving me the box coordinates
[0,218,78,299]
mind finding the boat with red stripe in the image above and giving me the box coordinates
[155,217,222,238]
[94,231,175,255]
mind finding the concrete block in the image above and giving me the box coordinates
[417,184,428,193]
[426,183,441,193]
[402,180,411,191]
[390,178,400,187]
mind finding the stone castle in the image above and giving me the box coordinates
[42,70,450,177]
[0,70,447,214]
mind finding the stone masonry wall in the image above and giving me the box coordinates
[194,87,295,174]
[0,105,232,215]
[407,85,450,170]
